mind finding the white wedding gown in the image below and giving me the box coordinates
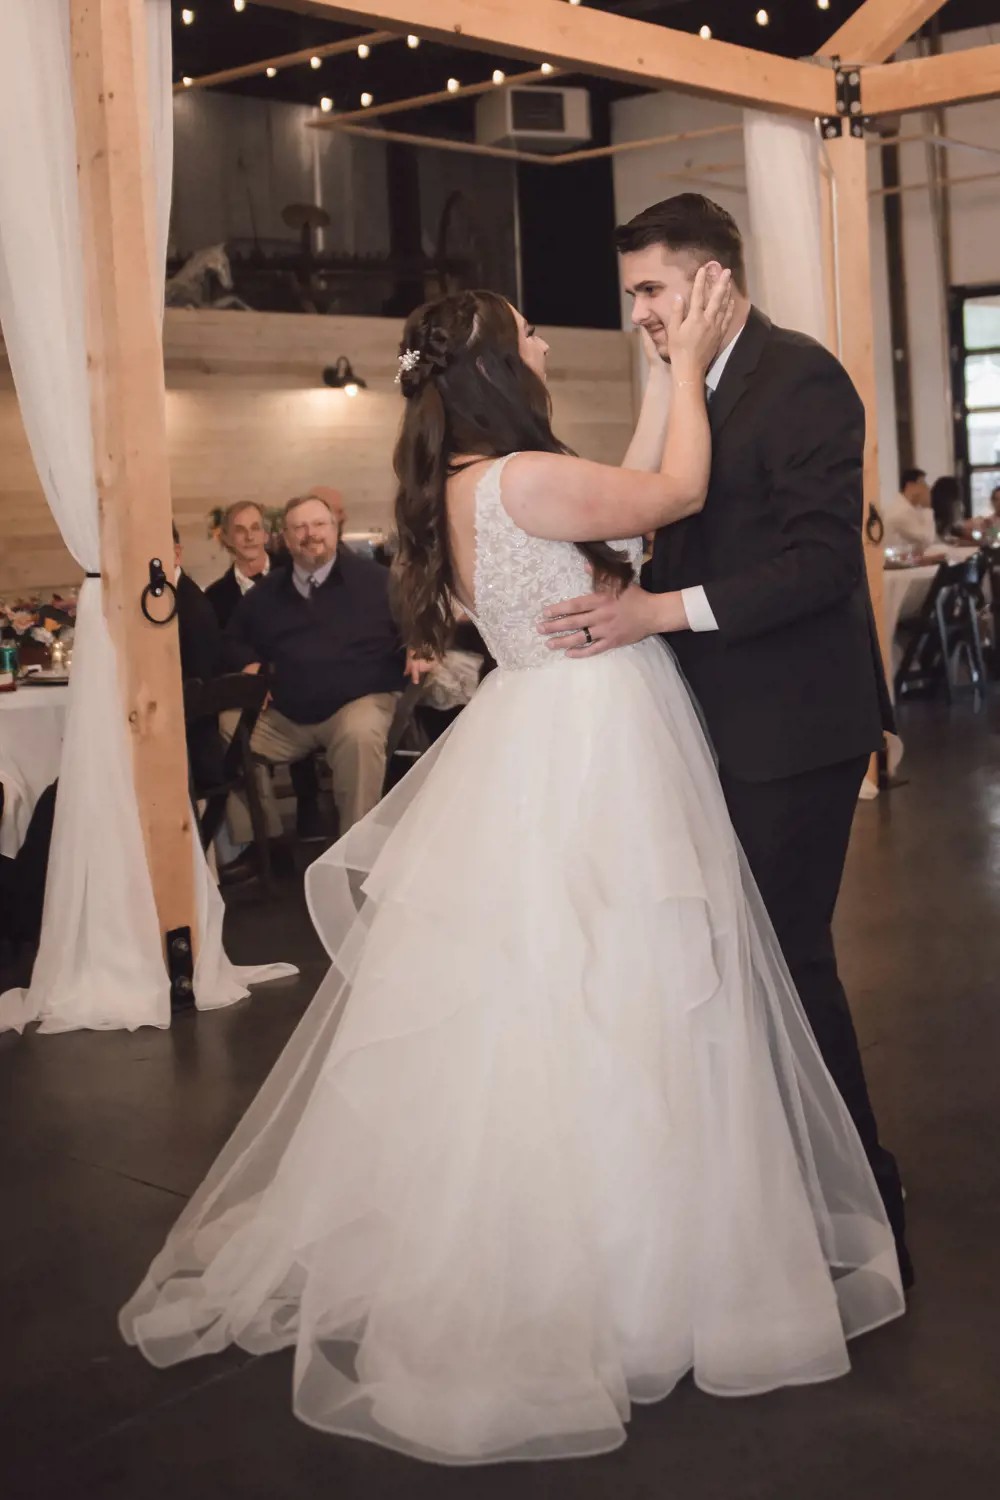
[120,455,904,1464]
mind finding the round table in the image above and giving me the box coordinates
[0,684,69,857]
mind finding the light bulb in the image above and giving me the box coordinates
[818,0,831,9]
[541,62,554,75]
[447,77,460,93]
[266,66,277,78]
[407,35,420,49]
[310,56,321,70]
[181,7,194,24]
[320,96,333,112]
[756,8,770,24]
[699,25,712,39]
[492,69,505,84]
[358,43,370,59]
[361,92,373,107]
[182,76,193,87]
[233,0,246,12]
[344,382,359,398]
[569,0,582,6]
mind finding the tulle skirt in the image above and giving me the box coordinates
[120,638,904,1465]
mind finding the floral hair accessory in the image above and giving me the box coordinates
[395,349,421,383]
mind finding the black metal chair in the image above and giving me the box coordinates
[894,555,988,705]
[183,672,274,892]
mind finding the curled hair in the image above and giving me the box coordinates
[391,290,632,656]
[615,194,748,296]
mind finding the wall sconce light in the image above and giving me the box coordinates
[322,357,367,397]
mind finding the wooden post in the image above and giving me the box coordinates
[71,0,196,950]
[824,130,890,788]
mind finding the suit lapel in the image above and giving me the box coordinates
[708,305,770,438]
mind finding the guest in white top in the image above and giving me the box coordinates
[883,467,936,552]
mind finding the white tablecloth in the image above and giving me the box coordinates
[0,684,69,857]
[883,564,940,654]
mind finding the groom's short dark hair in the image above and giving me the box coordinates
[615,195,747,295]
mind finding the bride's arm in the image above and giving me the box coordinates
[502,270,729,543]
[620,333,671,473]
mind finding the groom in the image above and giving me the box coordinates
[541,194,911,1286]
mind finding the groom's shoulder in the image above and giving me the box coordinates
[761,316,859,394]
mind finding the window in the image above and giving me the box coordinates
[950,287,1000,516]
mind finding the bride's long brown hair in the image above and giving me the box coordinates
[391,290,632,657]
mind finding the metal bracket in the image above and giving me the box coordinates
[167,925,195,1013]
[821,60,866,140]
[141,555,178,624]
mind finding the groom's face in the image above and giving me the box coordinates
[621,244,713,361]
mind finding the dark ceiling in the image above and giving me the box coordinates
[172,1,1000,122]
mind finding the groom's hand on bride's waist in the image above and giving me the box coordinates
[537,583,690,657]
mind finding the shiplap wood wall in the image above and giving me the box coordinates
[0,310,638,595]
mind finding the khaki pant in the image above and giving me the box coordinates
[223,692,400,843]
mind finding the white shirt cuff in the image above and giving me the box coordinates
[681,585,719,633]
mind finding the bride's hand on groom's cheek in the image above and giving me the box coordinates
[537,582,672,657]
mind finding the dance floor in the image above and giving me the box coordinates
[3,700,1000,1500]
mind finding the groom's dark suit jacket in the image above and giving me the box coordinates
[650,307,892,783]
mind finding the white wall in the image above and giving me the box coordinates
[610,23,1000,509]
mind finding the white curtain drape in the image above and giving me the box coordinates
[0,0,294,1033]
[743,111,830,347]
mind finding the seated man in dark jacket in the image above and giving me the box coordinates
[173,525,226,792]
[224,494,422,839]
[206,499,327,837]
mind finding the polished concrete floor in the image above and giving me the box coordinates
[3,700,1000,1499]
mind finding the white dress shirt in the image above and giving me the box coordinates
[677,325,747,633]
[235,554,270,595]
[292,555,336,598]
[882,492,936,553]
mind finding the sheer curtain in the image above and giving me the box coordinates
[743,111,829,345]
[0,0,294,1033]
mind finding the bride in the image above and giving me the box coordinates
[120,273,904,1465]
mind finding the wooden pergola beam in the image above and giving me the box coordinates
[326,118,744,183]
[816,0,949,63]
[864,43,1000,114]
[263,0,834,117]
[71,0,195,951]
[173,29,398,93]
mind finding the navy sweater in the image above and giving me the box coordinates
[224,547,406,725]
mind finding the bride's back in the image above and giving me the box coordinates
[447,454,639,672]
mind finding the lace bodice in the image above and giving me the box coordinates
[467,453,642,672]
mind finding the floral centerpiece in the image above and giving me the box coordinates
[0,591,77,663]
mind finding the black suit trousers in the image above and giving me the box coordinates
[718,755,908,1256]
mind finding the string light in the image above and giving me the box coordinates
[818,0,831,9]
[233,0,246,12]
[310,56,322,70]
[358,43,370,59]
[181,7,194,24]
[541,62,555,75]
[361,92,373,107]
[569,0,582,6]
[756,8,770,23]
[492,69,505,84]
[447,77,460,93]
[182,76,193,87]
[266,66,277,78]
[320,96,333,112]
[699,25,712,39]
[407,35,420,49]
